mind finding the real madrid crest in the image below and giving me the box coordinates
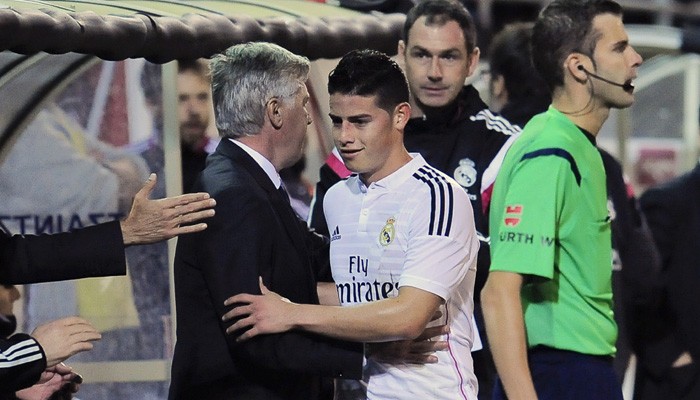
[379,217,396,246]
[454,158,477,188]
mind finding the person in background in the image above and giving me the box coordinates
[279,156,315,221]
[178,59,218,193]
[481,1,643,399]
[487,21,661,384]
[636,162,700,400]
[487,22,550,128]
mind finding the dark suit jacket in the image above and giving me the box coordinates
[0,221,125,284]
[169,140,363,400]
[637,163,700,398]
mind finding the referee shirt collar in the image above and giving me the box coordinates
[355,153,426,192]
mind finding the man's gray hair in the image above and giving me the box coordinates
[209,42,310,138]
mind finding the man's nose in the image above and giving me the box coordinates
[630,46,643,69]
[428,56,443,81]
[336,123,354,144]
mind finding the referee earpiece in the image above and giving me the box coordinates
[577,65,584,71]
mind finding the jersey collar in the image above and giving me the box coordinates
[356,153,427,192]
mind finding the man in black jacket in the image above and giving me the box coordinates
[637,163,700,400]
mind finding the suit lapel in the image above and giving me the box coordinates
[215,140,311,262]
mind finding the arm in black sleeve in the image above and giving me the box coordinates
[0,221,126,284]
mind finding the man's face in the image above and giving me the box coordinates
[330,93,407,184]
[178,70,212,148]
[279,83,311,169]
[398,16,479,112]
[588,13,643,109]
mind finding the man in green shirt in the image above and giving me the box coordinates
[481,1,643,399]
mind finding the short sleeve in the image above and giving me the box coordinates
[400,183,479,300]
[490,155,572,279]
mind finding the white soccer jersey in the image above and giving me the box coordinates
[324,154,479,400]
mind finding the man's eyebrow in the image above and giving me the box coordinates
[410,42,463,52]
[347,114,372,122]
[439,48,463,56]
[612,39,628,51]
[408,45,437,55]
[328,113,371,122]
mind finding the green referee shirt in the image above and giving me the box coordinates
[489,106,616,356]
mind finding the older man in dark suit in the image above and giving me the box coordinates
[168,42,365,400]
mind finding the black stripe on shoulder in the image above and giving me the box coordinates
[521,148,581,186]
[412,165,454,236]
[412,168,437,235]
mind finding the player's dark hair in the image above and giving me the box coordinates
[532,0,623,91]
[328,49,409,113]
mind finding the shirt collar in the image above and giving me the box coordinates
[229,138,282,189]
[577,127,597,146]
[356,153,426,191]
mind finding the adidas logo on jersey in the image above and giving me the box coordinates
[331,226,342,242]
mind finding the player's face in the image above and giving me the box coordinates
[398,17,479,112]
[330,93,408,184]
[177,71,212,147]
[279,83,311,169]
[588,13,642,109]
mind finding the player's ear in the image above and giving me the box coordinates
[394,102,411,128]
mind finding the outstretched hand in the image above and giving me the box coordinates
[31,317,101,367]
[222,278,297,340]
[120,173,216,245]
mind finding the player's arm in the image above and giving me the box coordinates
[224,280,442,342]
[225,176,474,342]
[481,271,538,400]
